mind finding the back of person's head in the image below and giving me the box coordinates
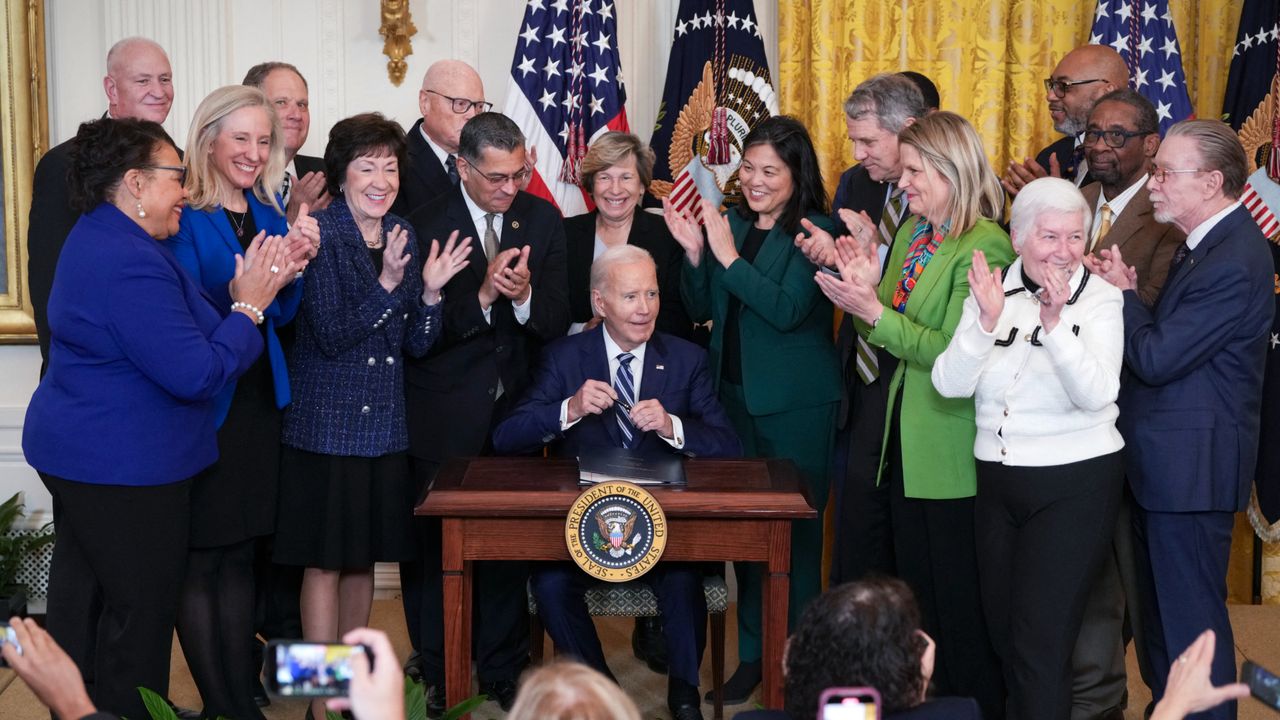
[507,662,641,720]
[68,117,177,213]
[784,577,929,718]
[898,71,940,112]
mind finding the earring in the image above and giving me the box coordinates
[136,201,147,218]
[339,183,345,194]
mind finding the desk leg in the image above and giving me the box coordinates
[441,518,474,716]
[761,519,792,709]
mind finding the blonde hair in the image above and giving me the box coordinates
[506,662,641,720]
[580,132,655,194]
[183,85,285,213]
[897,111,1003,236]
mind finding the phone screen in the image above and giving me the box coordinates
[267,641,365,697]
[1244,661,1280,709]
[818,687,880,720]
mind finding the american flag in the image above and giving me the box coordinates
[1088,0,1193,135]
[1222,0,1280,242]
[502,0,630,217]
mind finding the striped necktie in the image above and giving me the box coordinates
[614,353,638,448]
[853,189,907,384]
[1090,203,1113,252]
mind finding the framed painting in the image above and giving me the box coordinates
[0,0,45,342]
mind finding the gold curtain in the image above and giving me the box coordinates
[782,0,1263,601]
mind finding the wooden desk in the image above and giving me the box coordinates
[416,456,815,714]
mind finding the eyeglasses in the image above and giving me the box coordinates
[144,164,187,184]
[1082,129,1153,149]
[425,89,493,115]
[1150,165,1209,183]
[473,167,531,187]
[1043,78,1105,98]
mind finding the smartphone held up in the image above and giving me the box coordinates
[264,640,372,697]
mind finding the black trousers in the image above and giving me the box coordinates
[829,364,894,586]
[404,457,529,685]
[41,473,190,720]
[976,452,1124,720]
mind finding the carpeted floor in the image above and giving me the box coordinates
[2,598,1279,719]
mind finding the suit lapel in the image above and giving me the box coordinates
[1159,206,1242,303]
[582,327,623,447]
[638,333,668,400]
[408,120,446,196]
[445,189,489,286]
[903,222,961,312]
[1102,188,1154,254]
[500,194,530,254]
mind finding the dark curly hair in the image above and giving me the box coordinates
[323,112,408,198]
[734,115,829,235]
[784,577,929,718]
[67,118,177,213]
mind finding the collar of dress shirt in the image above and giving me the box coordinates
[419,123,452,168]
[1096,173,1148,217]
[460,182,502,246]
[1185,200,1243,251]
[602,326,647,390]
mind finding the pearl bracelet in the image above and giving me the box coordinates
[231,301,265,325]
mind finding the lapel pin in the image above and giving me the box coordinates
[511,220,521,229]
[655,364,665,370]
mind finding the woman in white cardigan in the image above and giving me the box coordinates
[932,177,1125,720]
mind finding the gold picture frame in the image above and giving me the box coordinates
[0,0,46,342]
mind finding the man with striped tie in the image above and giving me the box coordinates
[493,244,740,720]
[795,73,928,585]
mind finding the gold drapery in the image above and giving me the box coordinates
[782,0,1263,601]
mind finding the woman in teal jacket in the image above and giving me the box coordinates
[665,115,841,703]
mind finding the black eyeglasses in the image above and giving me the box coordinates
[1083,129,1153,149]
[425,89,493,115]
[1043,78,1105,98]
[144,164,187,184]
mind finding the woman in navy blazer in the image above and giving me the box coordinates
[271,113,470,720]
[22,118,298,720]
[162,85,318,720]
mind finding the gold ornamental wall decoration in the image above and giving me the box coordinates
[379,0,417,87]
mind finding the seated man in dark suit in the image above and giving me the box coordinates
[494,244,741,720]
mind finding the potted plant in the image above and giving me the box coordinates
[0,492,55,617]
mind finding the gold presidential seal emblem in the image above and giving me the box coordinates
[565,481,667,582]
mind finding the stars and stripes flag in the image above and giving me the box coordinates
[503,0,630,217]
[647,0,776,221]
[1221,0,1280,533]
[1088,0,1193,136]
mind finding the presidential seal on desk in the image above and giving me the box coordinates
[565,481,667,581]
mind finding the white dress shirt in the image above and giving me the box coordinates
[1185,201,1243,251]
[460,182,532,325]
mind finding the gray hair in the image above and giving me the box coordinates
[458,112,525,163]
[106,37,168,77]
[242,61,308,90]
[589,244,655,293]
[1165,119,1248,200]
[1009,177,1092,248]
[843,73,926,134]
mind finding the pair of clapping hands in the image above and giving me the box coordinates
[796,208,888,327]
[377,228,474,306]
[228,202,322,318]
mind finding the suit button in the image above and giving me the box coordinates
[1003,408,1010,417]
[385,356,395,365]
[1000,448,1007,456]
[361,405,371,414]
[403,313,409,320]
[367,357,376,366]
[1024,334,1032,342]
[488,387,496,396]
[495,345,505,354]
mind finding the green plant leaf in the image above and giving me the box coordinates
[138,686,179,720]
[404,676,427,720]
[442,694,487,720]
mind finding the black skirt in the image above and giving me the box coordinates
[272,446,418,569]
[189,344,280,548]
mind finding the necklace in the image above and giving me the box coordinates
[226,208,248,238]
[363,224,385,249]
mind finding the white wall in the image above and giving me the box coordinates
[5,0,778,533]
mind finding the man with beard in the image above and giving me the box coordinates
[1002,45,1129,197]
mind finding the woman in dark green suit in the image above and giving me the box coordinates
[664,116,840,703]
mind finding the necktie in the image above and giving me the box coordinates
[446,154,460,186]
[1091,203,1113,252]
[484,212,500,261]
[1170,242,1190,273]
[853,190,906,385]
[614,353,638,448]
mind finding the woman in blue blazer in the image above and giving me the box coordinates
[665,116,841,704]
[22,118,298,720]
[162,86,318,720]
[271,114,470,720]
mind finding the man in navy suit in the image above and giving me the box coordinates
[494,244,740,720]
[1088,119,1275,720]
[243,62,329,224]
[1001,44,1128,198]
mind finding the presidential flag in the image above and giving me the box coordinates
[503,0,629,217]
[647,0,776,219]
[1222,0,1280,533]
[1088,0,1193,136]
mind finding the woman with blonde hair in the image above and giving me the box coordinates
[165,84,318,720]
[507,662,641,720]
[814,110,1012,717]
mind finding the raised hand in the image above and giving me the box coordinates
[287,171,331,224]
[567,379,618,423]
[701,198,739,268]
[835,235,882,286]
[836,207,879,245]
[479,246,523,308]
[1149,630,1249,720]
[1085,243,1137,291]
[662,196,705,267]
[1000,156,1053,198]
[968,249,1005,332]
[285,202,320,263]
[422,229,471,304]
[795,218,836,267]
[1036,259,1072,333]
[494,245,532,302]
[230,231,302,316]
[378,224,411,293]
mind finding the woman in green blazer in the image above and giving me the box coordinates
[665,116,841,703]
[814,111,1014,718]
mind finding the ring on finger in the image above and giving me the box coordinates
[270,265,280,274]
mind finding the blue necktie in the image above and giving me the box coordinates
[446,154,460,186]
[614,353,638,448]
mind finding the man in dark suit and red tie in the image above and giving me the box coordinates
[405,111,570,712]
[493,243,740,720]
[1088,119,1275,720]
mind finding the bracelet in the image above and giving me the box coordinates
[231,301,265,325]
[423,289,445,306]
[871,312,883,329]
